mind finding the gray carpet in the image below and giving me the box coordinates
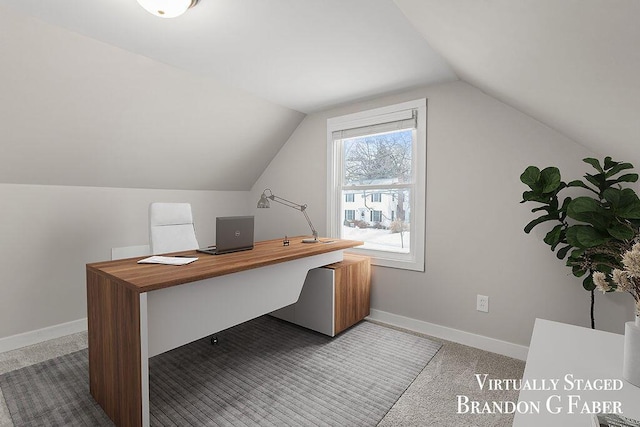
[0,316,441,426]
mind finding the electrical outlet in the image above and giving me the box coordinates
[477,295,489,313]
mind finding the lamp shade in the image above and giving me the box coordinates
[257,193,271,208]
[136,0,198,18]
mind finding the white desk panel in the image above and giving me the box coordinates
[514,318,640,426]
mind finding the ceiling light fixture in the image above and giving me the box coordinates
[136,0,198,18]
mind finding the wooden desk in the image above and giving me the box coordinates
[86,237,362,427]
[513,319,640,426]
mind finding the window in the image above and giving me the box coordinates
[327,99,426,271]
[345,209,355,221]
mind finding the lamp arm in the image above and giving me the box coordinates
[269,194,318,241]
[269,195,305,211]
[301,209,319,241]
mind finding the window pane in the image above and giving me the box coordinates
[343,129,413,186]
[340,188,411,254]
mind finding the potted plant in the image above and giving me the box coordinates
[520,157,640,328]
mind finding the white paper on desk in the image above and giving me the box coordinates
[137,256,198,265]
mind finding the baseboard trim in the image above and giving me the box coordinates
[0,318,88,354]
[366,309,529,361]
[1,312,530,360]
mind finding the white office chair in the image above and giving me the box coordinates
[149,202,200,254]
[148,203,219,344]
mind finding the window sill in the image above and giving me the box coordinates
[346,247,424,272]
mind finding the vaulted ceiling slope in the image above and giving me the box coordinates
[0,5,304,191]
[6,2,636,192]
[0,0,457,190]
[394,0,640,169]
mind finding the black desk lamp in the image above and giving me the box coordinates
[257,189,319,243]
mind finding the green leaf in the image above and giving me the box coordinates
[603,187,622,207]
[583,158,604,173]
[567,197,609,228]
[524,214,558,234]
[531,206,550,213]
[605,162,633,178]
[607,223,635,240]
[582,275,595,291]
[520,166,540,188]
[556,245,572,260]
[566,225,609,248]
[584,174,602,189]
[571,264,586,277]
[567,197,600,214]
[616,188,640,219]
[522,191,538,202]
[544,225,564,249]
[540,167,562,193]
[603,156,616,170]
[613,173,639,183]
[568,248,585,260]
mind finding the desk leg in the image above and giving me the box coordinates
[140,294,150,427]
[87,270,143,427]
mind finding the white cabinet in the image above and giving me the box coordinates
[271,254,371,337]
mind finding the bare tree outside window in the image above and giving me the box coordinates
[344,130,412,186]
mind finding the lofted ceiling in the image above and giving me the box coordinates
[1,0,639,190]
[0,0,456,190]
[394,0,640,169]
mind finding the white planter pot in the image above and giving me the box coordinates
[623,315,640,387]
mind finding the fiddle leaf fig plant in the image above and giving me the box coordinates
[520,157,640,327]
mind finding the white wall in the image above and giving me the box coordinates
[0,184,249,339]
[251,80,637,347]
[3,80,635,350]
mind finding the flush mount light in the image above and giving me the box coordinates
[136,0,198,18]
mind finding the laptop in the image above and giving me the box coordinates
[197,216,254,255]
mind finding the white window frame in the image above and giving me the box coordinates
[327,99,426,271]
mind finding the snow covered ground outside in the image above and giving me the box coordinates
[342,226,410,253]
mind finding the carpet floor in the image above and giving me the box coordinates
[0,317,441,426]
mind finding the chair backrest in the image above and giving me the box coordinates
[149,202,199,254]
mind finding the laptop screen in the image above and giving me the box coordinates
[214,216,254,254]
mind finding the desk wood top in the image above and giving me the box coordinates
[87,237,363,293]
